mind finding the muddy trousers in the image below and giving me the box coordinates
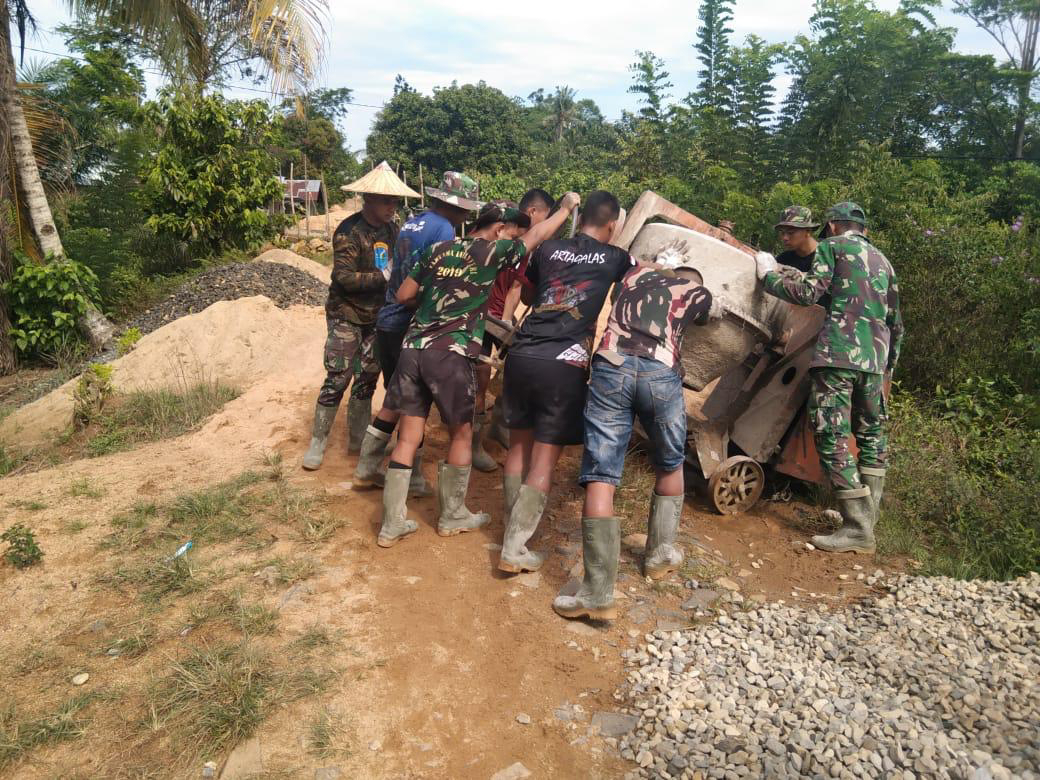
[316,316,380,408]
[808,367,888,492]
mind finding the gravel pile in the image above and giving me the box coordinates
[126,261,327,336]
[617,573,1040,779]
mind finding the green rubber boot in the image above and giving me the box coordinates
[498,485,549,573]
[644,492,684,580]
[408,448,434,498]
[553,516,620,620]
[503,473,522,517]
[471,413,498,472]
[352,425,390,489]
[436,462,490,536]
[860,466,886,525]
[488,398,510,449]
[302,402,338,470]
[812,486,876,554]
[377,467,418,547]
[346,396,372,454]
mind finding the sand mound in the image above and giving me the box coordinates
[254,248,332,285]
[290,201,358,238]
[1,297,325,446]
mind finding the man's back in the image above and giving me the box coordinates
[377,210,456,332]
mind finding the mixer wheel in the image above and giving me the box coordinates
[708,456,765,515]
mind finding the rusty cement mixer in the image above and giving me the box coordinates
[613,191,830,514]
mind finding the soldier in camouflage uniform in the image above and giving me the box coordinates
[302,163,418,470]
[554,241,719,621]
[376,194,580,548]
[755,202,904,554]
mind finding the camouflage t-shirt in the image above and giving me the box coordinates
[326,212,397,325]
[762,231,904,374]
[598,267,713,375]
[510,233,635,368]
[404,237,527,357]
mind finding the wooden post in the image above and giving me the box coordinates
[303,156,311,237]
[403,170,409,213]
[419,164,425,209]
[289,162,296,239]
[321,174,330,238]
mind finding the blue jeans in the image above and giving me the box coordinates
[580,354,687,486]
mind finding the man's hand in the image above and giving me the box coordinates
[654,239,689,269]
[755,251,778,280]
[381,265,392,282]
[708,294,730,321]
[559,191,580,212]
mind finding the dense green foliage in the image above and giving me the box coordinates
[2,524,44,569]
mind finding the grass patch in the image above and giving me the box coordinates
[68,477,105,498]
[167,471,264,543]
[0,693,99,768]
[308,707,344,758]
[61,518,89,534]
[188,590,279,636]
[105,626,157,659]
[98,556,207,603]
[291,625,336,652]
[261,556,319,585]
[8,499,46,511]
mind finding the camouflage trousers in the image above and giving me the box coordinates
[808,367,888,491]
[317,316,380,407]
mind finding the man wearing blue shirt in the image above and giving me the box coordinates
[353,171,481,494]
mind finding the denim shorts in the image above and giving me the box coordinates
[579,354,687,486]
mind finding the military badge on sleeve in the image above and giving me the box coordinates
[374,242,390,271]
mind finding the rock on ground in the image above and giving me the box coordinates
[616,572,1040,779]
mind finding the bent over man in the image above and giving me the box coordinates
[756,202,904,554]
[377,194,580,548]
[303,163,418,470]
[554,245,717,620]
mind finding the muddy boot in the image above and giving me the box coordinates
[860,466,886,524]
[812,486,876,554]
[498,485,549,573]
[503,473,522,516]
[346,396,371,454]
[302,403,338,470]
[488,398,510,449]
[436,462,490,537]
[471,413,498,472]
[377,467,418,547]
[408,448,434,498]
[352,425,390,489]
[553,516,620,621]
[644,492,684,580]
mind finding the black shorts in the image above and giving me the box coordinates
[376,328,407,384]
[481,330,504,358]
[383,348,476,426]
[503,352,587,445]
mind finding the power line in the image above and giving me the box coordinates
[18,44,384,109]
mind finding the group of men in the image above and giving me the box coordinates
[302,162,903,622]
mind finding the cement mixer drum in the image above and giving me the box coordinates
[628,223,787,390]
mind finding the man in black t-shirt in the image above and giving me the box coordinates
[774,205,820,272]
[498,191,634,574]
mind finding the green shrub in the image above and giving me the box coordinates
[2,524,44,568]
[116,327,142,355]
[881,379,1040,580]
[73,364,115,428]
[3,255,100,359]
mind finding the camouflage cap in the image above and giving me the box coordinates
[473,200,531,231]
[425,171,484,211]
[822,201,867,227]
[774,205,820,230]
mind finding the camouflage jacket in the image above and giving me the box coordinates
[404,237,527,358]
[326,212,396,325]
[598,267,713,376]
[762,231,904,374]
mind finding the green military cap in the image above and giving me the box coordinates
[774,205,820,230]
[822,201,867,227]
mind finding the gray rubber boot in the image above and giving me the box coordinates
[352,425,390,489]
[860,466,886,525]
[302,403,338,470]
[488,398,510,449]
[644,492,684,580]
[503,473,522,517]
[377,467,418,547]
[436,462,490,536]
[498,485,549,573]
[812,486,876,554]
[408,448,434,498]
[553,516,620,620]
[346,396,372,454]
[471,413,498,472]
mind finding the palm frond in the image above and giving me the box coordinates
[246,0,328,94]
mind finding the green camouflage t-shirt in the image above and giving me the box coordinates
[762,231,904,374]
[404,237,527,357]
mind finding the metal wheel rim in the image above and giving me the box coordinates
[709,456,765,514]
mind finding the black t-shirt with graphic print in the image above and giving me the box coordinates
[509,233,634,367]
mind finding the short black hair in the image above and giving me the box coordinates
[580,190,621,228]
[519,188,554,213]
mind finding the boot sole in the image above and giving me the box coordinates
[301,461,322,471]
[498,558,544,574]
[377,530,416,548]
[351,477,385,490]
[813,545,876,554]
[437,525,486,537]
[644,564,679,581]
[553,603,618,621]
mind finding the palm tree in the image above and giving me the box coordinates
[0,0,328,364]
[543,85,579,143]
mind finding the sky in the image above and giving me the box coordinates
[14,0,1007,155]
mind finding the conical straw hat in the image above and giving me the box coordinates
[340,161,420,197]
